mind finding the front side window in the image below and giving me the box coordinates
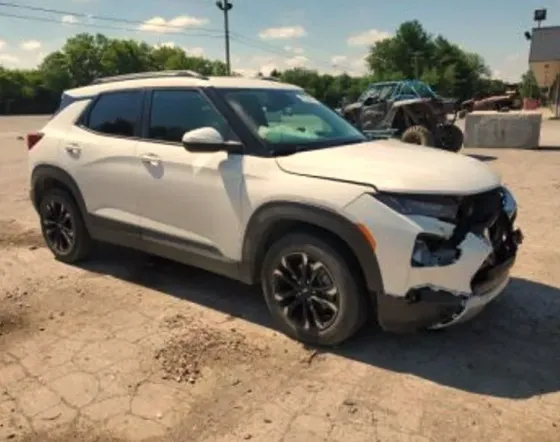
[86,90,143,137]
[219,88,366,154]
[148,89,237,143]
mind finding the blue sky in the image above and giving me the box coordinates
[0,0,555,81]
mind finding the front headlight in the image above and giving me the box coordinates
[373,193,459,222]
[501,186,517,220]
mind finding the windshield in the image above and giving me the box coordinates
[220,88,366,153]
[358,83,397,102]
[410,81,437,98]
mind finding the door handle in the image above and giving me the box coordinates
[64,143,81,155]
[140,153,161,167]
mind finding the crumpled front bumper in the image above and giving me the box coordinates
[344,191,523,332]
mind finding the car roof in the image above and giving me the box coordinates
[65,74,303,98]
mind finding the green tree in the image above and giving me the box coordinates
[520,69,540,99]
[366,21,493,100]
[0,27,523,115]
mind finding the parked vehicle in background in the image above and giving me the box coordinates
[27,70,523,346]
[341,80,464,152]
[459,87,522,118]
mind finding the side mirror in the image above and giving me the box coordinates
[181,127,242,153]
[363,97,376,106]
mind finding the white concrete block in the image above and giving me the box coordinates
[464,111,542,148]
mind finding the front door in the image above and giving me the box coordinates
[135,88,245,260]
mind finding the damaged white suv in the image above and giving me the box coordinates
[28,71,523,346]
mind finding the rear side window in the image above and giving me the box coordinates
[85,90,143,137]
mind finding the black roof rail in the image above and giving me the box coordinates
[90,70,208,85]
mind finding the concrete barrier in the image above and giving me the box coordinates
[463,111,542,149]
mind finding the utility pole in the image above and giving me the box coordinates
[216,0,233,75]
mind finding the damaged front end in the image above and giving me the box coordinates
[375,186,523,332]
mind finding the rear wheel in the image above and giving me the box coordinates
[261,233,368,346]
[439,124,464,152]
[39,188,92,263]
[401,125,435,146]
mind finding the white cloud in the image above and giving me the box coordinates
[20,40,42,51]
[61,15,79,24]
[0,54,20,65]
[506,53,521,62]
[491,69,502,79]
[185,47,205,57]
[154,41,177,49]
[350,57,368,75]
[259,26,306,40]
[285,55,308,68]
[284,45,304,54]
[139,15,209,33]
[331,55,347,66]
[0,40,6,50]
[347,29,391,46]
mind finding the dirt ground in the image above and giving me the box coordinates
[0,115,559,442]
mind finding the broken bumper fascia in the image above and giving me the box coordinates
[344,190,523,332]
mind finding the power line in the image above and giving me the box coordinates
[0,2,338,72]
[0,1,223,37]
[0,10,223,39]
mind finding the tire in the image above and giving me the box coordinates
[401,125,435,146]
[261,233,368,347]
[39,188,92,263]
[439,124,464,152]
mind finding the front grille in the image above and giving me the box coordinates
[447,187,503,247]
[468,188,519,292]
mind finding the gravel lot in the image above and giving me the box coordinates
[1,115,559,442]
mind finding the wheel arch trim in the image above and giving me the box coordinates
[30,164,88,218]
[241,201,384,294]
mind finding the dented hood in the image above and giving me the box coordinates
[275,139,501,195]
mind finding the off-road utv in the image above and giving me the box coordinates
[342,80,464,152]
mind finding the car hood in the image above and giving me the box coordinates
[275,139,501,195]
[343,102,362,112]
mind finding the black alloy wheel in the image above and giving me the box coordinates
[261,233,368,346]
[42,199,75,255]
[39,189,92,263]
[271,252,339,331]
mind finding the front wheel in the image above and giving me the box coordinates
[261,233,368,346]
[439,124,464,152]
[401,125,435,146]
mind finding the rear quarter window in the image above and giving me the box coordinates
[51,93,77,118]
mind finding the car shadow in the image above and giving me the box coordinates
[536,145,560,151]
[467,154,497,162]
[78,245,560,400]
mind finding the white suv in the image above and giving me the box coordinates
[27,70,523,346]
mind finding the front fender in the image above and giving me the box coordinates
[241,201,384,295]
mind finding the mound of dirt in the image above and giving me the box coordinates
[156,317,267,384]
[0,220,44,249]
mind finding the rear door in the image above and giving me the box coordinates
[59,89,145,232]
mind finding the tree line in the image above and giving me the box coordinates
[0,21,539,115]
